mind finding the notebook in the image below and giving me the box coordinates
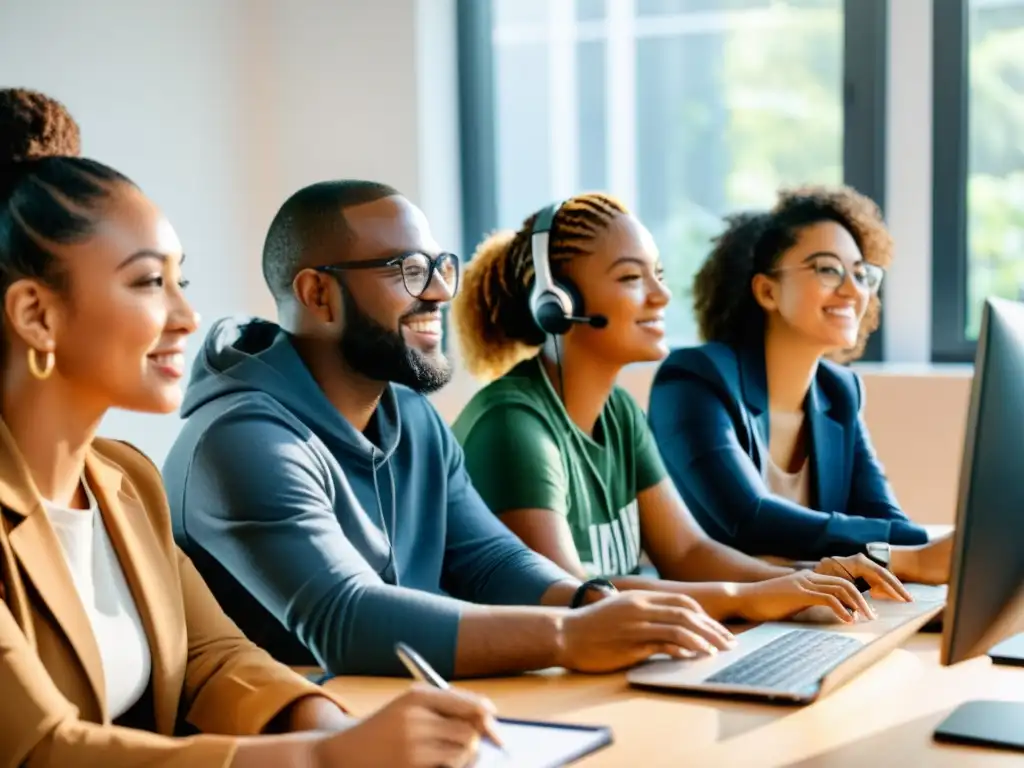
[474,718,613,767]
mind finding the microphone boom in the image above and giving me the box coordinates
[568,314,608,329]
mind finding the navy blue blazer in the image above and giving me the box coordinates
[647,342,929,560]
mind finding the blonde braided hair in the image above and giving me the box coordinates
[452,193,628,381]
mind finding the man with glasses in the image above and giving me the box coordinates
[162,180,736,679]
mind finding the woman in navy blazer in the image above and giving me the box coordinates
[649,186,951,584]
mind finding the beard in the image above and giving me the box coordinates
[337,281,452,394]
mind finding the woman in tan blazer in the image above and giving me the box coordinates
[0,89,494,768]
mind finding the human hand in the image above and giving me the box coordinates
[312,684,497,768]
[892,532,953,585]
[814,554,914,602]
[732,570,878,624]
[557,591,737,673]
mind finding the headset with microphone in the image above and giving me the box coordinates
[529,201,609,335]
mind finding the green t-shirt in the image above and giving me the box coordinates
[451,357,667,578]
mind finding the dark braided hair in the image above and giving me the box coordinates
[0,88,135,305]
[692,185,892,363]
[452,192,627,380]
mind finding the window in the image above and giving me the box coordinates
[459,0,888,356]
[933,0,1024,362]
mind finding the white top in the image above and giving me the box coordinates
[764,410,811,506]
[764,454,811,506]
[42,483,152,720]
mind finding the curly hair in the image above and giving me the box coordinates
[692,185,892,363]
[0,88,80,170]
[452,193,627,381]
[0,87,133,300]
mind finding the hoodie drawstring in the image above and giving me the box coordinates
[371,451,399,585]
[387,460,398,585]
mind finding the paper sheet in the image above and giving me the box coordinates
[473,719,611,768]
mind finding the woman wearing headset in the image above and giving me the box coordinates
[450,192,913,626]
[0,88,493,768]
[646,186,951,583]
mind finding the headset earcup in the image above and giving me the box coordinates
[535,298,571,335]
[528,277,568,335]
[557,276,585,318]
[528,276,586,336]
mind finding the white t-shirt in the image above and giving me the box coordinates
[42,483,152,720]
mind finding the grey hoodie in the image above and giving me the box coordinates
[163,317,570,677]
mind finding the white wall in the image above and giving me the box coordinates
[0,0,460,465]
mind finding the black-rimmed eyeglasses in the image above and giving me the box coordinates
[315,251,460,299]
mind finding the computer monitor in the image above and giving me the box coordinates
[941,296,1024,666]
[933,297,1024,751]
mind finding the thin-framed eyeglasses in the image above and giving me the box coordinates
[769,253,884,295]
[315,250,460,299]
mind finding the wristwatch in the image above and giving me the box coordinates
[570,578,618,609]
[865,542,892,570]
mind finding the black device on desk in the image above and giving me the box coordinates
[987,633,1024,667]
[932,298,1024,753]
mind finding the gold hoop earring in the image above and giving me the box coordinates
[27,347,55,380]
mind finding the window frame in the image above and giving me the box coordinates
[457,0,889,363]
[930,0,973,363]
[456,0,498,263]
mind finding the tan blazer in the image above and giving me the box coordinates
[0,424,345,767]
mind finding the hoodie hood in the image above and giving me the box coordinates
[181,316,401,466]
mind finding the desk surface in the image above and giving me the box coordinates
[324,634,1024,767]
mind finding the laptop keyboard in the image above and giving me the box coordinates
[705,629,863,692]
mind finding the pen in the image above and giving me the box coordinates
[394,641,506,751]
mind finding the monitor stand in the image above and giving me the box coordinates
[934,701,1024,751]
[988,633,1024,667]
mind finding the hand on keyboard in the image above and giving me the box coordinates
[814,554,914,601]
[556,592,738,673]
[731,571,879,624]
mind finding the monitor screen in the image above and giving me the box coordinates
[941,297,1024,666]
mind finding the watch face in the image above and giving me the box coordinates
[866,542,892,566]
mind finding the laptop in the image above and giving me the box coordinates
[626,583,946,704]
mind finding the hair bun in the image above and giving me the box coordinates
[0,88,81,165]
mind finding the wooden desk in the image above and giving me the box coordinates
[324,635,1024,766]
